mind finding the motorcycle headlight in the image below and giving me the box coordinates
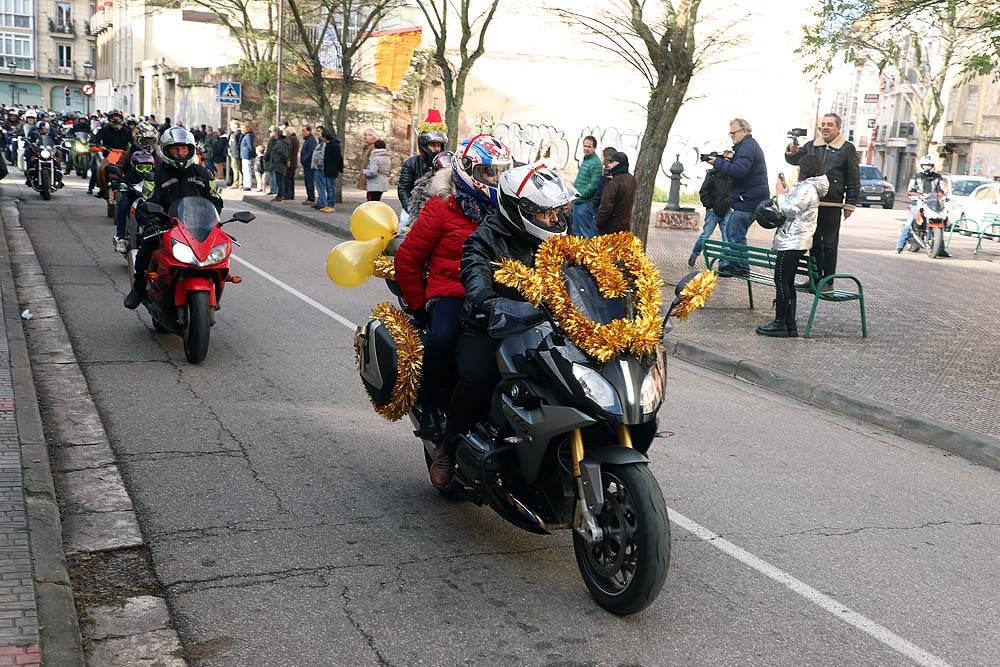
[39,149,51,159]
[171,240,198,265]
[640,354,667,415]
[203,242,229,266]
[572,363,621,413]
[74,142,87,153]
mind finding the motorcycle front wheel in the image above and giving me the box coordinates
[183,291,211,364]
[927,227,944,258]
[573,463,670,615]
[39,170,50,201]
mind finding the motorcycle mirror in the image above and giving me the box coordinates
[232,211,255,224]
[674,270,700,296]
[143,202,165,216]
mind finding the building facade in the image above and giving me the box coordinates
[942,75,1000,179]
[1,0,96,112]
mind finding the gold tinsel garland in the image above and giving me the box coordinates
[417,121,448,134]
[672,270,718,321]
[361,303,423,421]
[493,232,664,363]
[372,255,395,281]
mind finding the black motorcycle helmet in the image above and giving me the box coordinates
[754,197,784,230]
[417,130,447,165]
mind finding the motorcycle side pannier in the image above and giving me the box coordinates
[356,318,401,407]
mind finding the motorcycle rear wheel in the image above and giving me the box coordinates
[40,170,50,201]
[183,291,211,364]
[927,227,944,258]
[573,463,670,615]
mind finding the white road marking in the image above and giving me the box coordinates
[234,251,954,667]
[230,254,358,331]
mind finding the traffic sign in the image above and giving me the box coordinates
[218,81,241,106]
[81,82,94,97]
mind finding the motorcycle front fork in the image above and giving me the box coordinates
[571,425,634,545]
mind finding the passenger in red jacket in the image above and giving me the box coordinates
[393,134,513,487]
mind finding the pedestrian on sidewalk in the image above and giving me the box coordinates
[756,154,828,338]
[708,117,769,277]
[311,133,328,210]
[284,124,300,201]
[268,128,289,202]
[357,128,377,191]
[784,113,860,292]
[263,126,277,195]
[571,135,603,237]
[592,146,617,220]
[363,139,390,201]
[299,125,317,205]
[255,144,267,192]
[319,128,344,213]
[227,120,243,188]
[689,155,732,267]
[211,130,228,181]
[239,122,255,192]
[595,151,636,235]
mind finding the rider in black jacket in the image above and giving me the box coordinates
[124,128,223,309]
[397,129,446,214]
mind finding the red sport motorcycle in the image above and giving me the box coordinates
[136,196,254,363]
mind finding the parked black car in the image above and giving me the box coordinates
[859,164,895,209]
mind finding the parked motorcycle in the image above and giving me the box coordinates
[135,197,253,363]
[907,193,949,258]
[71,132,90,177]
[23,140,64,200]
[356,262,708,615]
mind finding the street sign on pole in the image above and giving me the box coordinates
[81,82,94,97]
[64,86,70,106]
[218,81,241,107]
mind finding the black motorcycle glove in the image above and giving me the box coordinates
[410,306,428,329]
[488,298,544,338]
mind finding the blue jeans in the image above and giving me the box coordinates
[320,175,336,207]
[572,200,596,237]
[314,173,327,208]
[302,166,315,201]
[115,190,137,239]
[268,169,277,194]
[719,208,754,271]
[691,209,724,258]
[897,204,918,250]
[423,297,464,411]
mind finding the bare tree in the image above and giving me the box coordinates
[150,0,279,126]
[555,0,733,246]
[413,0,501,148]
[284,0,405,140]
[799,0,994,156]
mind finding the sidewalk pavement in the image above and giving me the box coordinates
[243,188,1000,468]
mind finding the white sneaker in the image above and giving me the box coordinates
[114,238,127,254]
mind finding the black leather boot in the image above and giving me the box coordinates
[785,300,798,338]
[755,319,789,337]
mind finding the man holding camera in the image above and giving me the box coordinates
[707,118,769,276]
[785,113,860,293]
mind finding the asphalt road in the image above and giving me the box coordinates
[10,176,1000,667]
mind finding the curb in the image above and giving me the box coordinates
[667,337,1000,470]
[0,196,85,666]
[1,195,189,665]
[242,196,352,240]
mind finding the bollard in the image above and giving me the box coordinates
[663,154,693,212]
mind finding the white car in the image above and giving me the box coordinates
[942,175,992,219]
[956,182,1000,236]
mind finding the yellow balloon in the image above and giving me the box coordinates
[325,238,383,288]
[350,201,398,246]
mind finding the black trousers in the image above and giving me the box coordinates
[810,207,842,281]
[132,233,160,291]
[774,249,804,322]
[367,191,383,201]
[285,169,296,200]
[443,331,500,447]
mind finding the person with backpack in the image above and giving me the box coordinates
[688,153,733,267]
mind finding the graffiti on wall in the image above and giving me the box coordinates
[493,122,571,168]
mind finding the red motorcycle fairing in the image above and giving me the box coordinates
[146,203,232,306]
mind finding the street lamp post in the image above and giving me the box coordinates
[82,60,93,116]
[7,58,16,107]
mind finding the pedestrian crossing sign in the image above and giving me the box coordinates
[218,81,241,106]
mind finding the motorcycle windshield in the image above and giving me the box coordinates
[562,264,629,325]
[924,194,945,215]
[170,197,220,242]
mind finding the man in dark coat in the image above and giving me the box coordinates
[319,129,344,212]
[284,125,300,200]
[785,112,860,291]
[299,125,317,205]
[595,152,636,235]
[268,130,289,201]
[708,117,769,276]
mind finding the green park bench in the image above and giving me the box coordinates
[950,212,1000,255]
[701,239,868,338]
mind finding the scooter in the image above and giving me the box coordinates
[135,197,254,363]
[906,193,949,258]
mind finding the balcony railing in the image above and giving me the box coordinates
[48,17,76,36]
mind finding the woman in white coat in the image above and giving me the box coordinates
[362,139,391,201]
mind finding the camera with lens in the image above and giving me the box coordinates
[787,128,808,144]
[699,151,724,163]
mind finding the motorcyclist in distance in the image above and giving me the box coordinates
[123,128,223,309]
[90,109,133,199]
[897,154,947,255]
[23,121,57,186]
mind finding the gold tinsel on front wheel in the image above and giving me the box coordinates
[362,303,423,421]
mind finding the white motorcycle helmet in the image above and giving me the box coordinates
[498,163,579,241]
[919,155,935,173]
